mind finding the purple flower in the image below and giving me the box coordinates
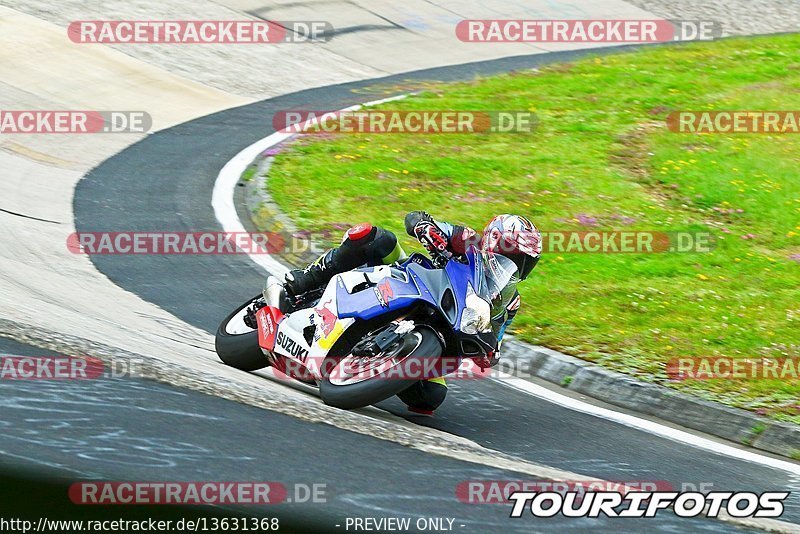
[575,213,599,227]
[610,214,637,225]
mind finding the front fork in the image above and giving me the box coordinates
[263,276,284,309]
[243,298,266,329]
[351,320,416,358]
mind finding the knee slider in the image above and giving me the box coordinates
[344,223,374,242]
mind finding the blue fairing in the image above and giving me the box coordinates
[335,251,482,329]
[335,271,431,320]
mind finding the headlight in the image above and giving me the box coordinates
[461,284,492,334]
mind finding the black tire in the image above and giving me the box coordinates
[319,326,443,410]
[215,296,270,371]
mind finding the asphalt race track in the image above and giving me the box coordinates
[64,49,800,531]
[0,340,785,533]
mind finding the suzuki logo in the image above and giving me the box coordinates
[276,332,309,362]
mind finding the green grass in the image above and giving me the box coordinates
[240,165,258,183]
[266,34,800,423]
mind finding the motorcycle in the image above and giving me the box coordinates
[214,246,516,409]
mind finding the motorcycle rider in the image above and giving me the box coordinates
[284,212,542,415]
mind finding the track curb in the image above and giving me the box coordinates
[499,341,800,459]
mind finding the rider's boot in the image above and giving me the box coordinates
[284,249,335,298]
[397,376,448,417]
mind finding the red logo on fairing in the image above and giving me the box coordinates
[376,279,394,307]
[315,299,337,336]
[256,306,283,352]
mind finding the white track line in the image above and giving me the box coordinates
[211,95,407,277]
[212,97,800,477]
[212,130,291,277]
[496,373,800,476]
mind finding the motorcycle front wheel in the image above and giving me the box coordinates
[319,325,444,410]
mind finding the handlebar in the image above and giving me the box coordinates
[430,248,452,268]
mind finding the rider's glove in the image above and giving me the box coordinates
[475,350,500,371]
[413,220,449,257]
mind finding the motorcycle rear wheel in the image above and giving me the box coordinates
[215,295,270,372]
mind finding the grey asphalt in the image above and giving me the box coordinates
[59,47,800,530]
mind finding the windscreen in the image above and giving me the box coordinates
[467,247,519,306]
